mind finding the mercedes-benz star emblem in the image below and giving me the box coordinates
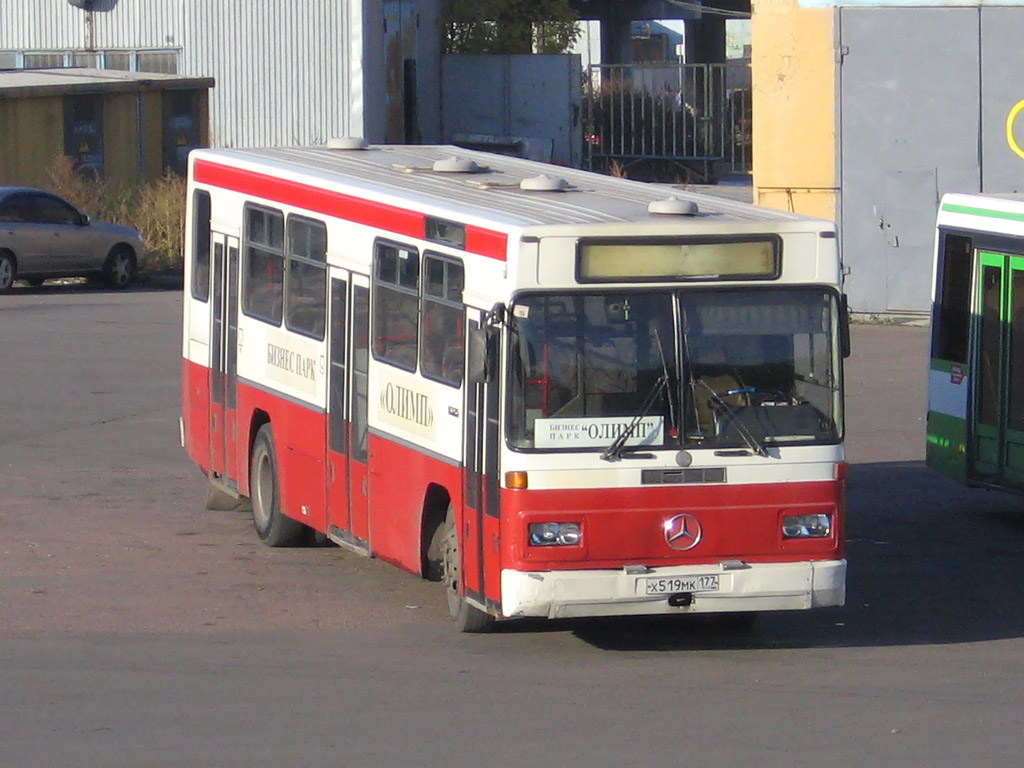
[663,514,702,551]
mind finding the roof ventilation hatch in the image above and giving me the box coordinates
[519,174,569,192]
[432,156,482,173]
[326,137,369,150]
[648,197,699,216]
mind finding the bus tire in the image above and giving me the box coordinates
[442,507,494,633]
[249,424,307,547]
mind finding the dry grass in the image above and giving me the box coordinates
[44,155,186,274]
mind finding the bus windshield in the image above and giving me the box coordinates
[507,288,842,452]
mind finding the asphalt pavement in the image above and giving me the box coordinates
[2,286,1023,768]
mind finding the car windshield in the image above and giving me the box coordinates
[507,288,842,452]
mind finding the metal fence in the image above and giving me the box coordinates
[582,62,751,182]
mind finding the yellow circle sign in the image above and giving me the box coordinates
[1007,99,1024,160]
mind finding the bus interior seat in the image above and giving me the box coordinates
[693,372,745,434]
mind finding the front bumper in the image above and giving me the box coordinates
[501,559,846,619]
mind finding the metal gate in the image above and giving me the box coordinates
[582,62,751,182]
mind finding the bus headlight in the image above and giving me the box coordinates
[782,513,831,539]
[529,522,582,546]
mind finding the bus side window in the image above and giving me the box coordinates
[242,204,285,326]
[421,253,465,387]
[285,216,327,340]
[932,231,972,364]
[373,241,419,371]
[191,190,211,302]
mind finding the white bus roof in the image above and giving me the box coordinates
[191,143,829,232]
[938,192,1024,236]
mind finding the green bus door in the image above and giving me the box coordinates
[973,251,1024,486]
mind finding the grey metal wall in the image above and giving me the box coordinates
[838,5,1024,314]
[441,54,582,167]
[0,0,443,149]
[838,7,980,314]
[981,8,1024,195]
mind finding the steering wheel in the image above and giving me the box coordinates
[714,386,791,406]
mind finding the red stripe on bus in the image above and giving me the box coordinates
[465,226,508,261]
[193,159,508,262]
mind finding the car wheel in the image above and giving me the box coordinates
[0,252,16,293]
[102,246,136,289]
[249,424,308,547]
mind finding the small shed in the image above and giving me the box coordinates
[0,67,213,189]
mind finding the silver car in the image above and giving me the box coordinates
[0,186,147,292]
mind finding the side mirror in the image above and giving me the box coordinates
[467,327,487,384]
[79,213,91,226]
[467,326,498,384]
[487,302,506,326]
[839,294,852,358]
[468,302,506,383]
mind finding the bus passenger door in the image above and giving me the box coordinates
[350,277,371,543]
[463,311,501,613]
[972,252,1024,486]
[326,271,370,551]
[209,234,240,485]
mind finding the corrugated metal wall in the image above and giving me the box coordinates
[2,0,359,148]
[180,0,355,147]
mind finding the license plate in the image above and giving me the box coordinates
[641,574,720,595]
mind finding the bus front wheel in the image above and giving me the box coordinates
[442,507,494,633]
[250,424,307,547]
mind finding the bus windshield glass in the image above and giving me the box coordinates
[507,288,842,452]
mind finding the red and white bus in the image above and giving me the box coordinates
[181,142,849,631]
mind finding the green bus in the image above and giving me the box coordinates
[929,193,1024,490]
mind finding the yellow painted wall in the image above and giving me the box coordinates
[751,0,837,222]
[140,91,166,181]
[1,88,209,191]
[0,97,64,188]
[104,92,141,191]
[102,91,173,187]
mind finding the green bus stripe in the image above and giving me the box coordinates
[941,203,1024,224]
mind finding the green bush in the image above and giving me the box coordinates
[44,155,186,275]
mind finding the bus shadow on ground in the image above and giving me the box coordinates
[570,461,1024,651]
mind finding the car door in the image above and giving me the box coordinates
[0,193,57,275]
[29,193,95,273]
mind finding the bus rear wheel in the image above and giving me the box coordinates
[442,507,494,633]
[250,424,307,547]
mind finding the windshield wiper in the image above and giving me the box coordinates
[601,375,667,462]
